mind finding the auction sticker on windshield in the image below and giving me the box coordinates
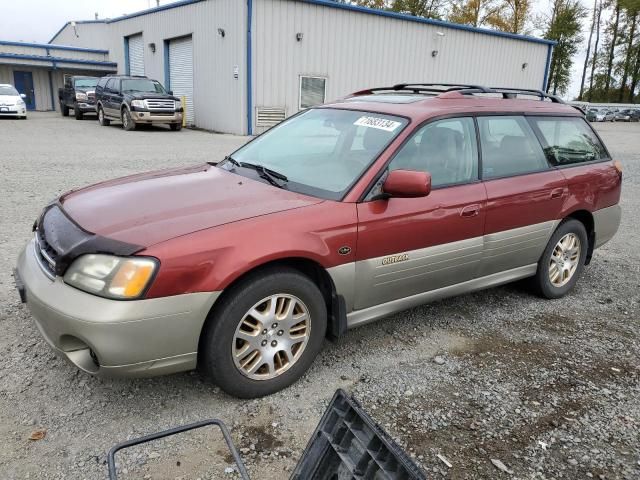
[354,116,402,132]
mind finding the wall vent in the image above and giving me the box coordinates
[256,107,286,127]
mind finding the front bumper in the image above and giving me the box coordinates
[132,110,183,124]
[75,102,96,113]
[0,106,26,117]
[16,239,220,377]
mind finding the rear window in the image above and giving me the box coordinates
[529,117,608,166]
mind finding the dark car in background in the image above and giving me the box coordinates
[614,109,638,122]
[59,76,99,120]
[95,75,183,131]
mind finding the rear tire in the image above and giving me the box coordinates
[199,267,327,398]
[98,106,110,126]
[74,104,83,120]
[531,219,588,299]
[169,123,182,131]
[61,103,69,117]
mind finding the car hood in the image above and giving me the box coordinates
[126,92,178,101]
[0,95,21,105]
[59,164,323,247]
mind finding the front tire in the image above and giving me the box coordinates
[169,123,182,131]
[61,103,69,117]
[74,104,83,120]
[532,219,588,299]
[200,267,327,398]
[122,108,136,131]
[98,106,110,126]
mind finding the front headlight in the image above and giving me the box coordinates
[174,100,181,110]
[131,99,145,109]
[75,92,88,101]
[64,254,158,299]
[17,99,25,106]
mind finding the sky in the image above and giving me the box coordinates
[0,0,594,99]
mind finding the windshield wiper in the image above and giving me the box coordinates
[240,162,288,188]
[214,158,288,188]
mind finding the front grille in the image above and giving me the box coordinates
[145,99,175,110]
[87,92,96,103]
[34,229,58,279]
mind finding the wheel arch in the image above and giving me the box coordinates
[564,209,595,264]
[198,257,346,354]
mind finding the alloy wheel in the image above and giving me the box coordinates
[548,233,581,287]
[232,294,311,380]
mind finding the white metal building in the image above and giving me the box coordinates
[0,41,116,112]
[50,0,555,135]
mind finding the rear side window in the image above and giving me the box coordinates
[389,117,478,188]
[477,116,549,179]
[528,117,608,166]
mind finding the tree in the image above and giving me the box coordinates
[604,0,622,96]
[579,0,600,99]
[544,0,586,95]
[391,0,448,18]
[617,0,640,101]
[587,0,603,101]
[447,0,500,26]
[485,0,532,34]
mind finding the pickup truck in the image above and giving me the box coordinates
[59,76,99,120]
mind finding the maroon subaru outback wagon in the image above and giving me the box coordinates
[16,84,621,397]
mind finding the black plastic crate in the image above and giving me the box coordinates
[291,389,426,480]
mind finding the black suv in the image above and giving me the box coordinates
[59,76,99,120]
[95,75,183,131]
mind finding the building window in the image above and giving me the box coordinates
[299,76,326,109]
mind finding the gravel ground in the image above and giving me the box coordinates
[0,114,638,479]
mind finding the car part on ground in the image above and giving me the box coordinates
[106,389,426,480]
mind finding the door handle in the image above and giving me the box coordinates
[550,188,565,199]
[460,204,480,218]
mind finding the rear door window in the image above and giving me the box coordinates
[477,116,549,179]
[528,116,608,166]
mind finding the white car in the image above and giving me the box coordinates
[0,84,27,119]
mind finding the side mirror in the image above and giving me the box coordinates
[167,90,173,96]
[20,93,27,99]
[382,169,431,198]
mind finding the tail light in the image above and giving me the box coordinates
[613,160,623,174]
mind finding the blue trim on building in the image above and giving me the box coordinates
[542,44,553,91]
[107,0,204,23]
[164,39,171,91]
[0,40,108,54]
[47,70,55,110]
[0,52,117,68]
[48,20,106,44]
[246,0,253,135]
[299,0,556,46]
[124,37,130,75]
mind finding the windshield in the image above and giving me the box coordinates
[121,79,166,94]
[74,78,98,89]
[0,85,19,96]
[224,108,408,200]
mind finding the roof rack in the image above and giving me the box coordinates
[472,87,565,103]
[352,83,493,95]
[350,84,566,103]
